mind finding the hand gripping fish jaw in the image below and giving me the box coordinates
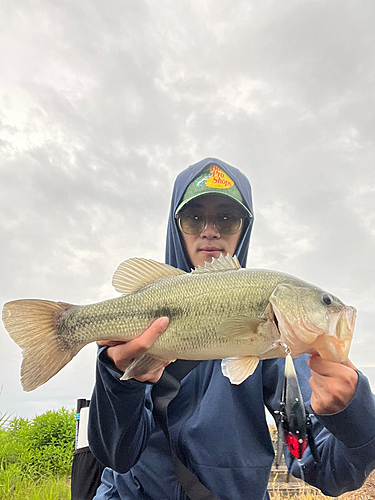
[275,353,319,473]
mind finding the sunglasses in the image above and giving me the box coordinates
[176,212,245,236]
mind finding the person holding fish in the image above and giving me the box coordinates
[83,158,375,500]
[3,158,375,499]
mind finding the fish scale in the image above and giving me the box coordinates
[59,267,324,357]
[2,254,356,391]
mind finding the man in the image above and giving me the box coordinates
[88,158,375,499]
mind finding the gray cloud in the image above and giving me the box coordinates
[1,0,374,418]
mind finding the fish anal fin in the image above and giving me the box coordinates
[221,356,260,384]
[112,258,186,295]
[120,353,174,381]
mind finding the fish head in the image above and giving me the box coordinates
[269,283,356,362]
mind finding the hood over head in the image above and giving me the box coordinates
[165,157,254,272]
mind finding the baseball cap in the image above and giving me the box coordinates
[175,164,251,217]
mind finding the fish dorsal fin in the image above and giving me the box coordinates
[112,258,186,294]
[191,254,242,274]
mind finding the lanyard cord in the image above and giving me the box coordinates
[152,361,219,500]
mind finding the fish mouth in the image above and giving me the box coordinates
[310,306,356,362]
[271,304,356,362]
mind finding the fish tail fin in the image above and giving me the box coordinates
[2,299,81,392]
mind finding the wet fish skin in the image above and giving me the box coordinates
[2,255,356,391]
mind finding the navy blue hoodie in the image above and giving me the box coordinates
[89,158,375,500]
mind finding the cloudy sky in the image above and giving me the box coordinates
[1,0,374,419]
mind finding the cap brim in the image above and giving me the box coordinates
[175,192,252,218]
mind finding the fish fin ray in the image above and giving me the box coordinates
[216,316,265,339]
[258,343,287,359]
[2,299,83,392]
[191,254,242,274]
[221,356,259,384]
[112,258,186,294]
[120,353,173,380]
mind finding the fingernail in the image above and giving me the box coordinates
[159,317,169,330]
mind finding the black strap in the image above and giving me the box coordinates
[152,361,219,500]
[165,359,201,381]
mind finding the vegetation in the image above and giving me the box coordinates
[0,408,373,499]
[0,407,74,499]
[0,476,70,500]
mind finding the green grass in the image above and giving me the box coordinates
[0,475,70,500]
[0,407,75,499]
[0,410,371,500]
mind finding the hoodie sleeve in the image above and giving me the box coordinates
[263,355,375,497]
[88,346,156,473]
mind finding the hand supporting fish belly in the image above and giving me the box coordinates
[2,254,356,391]
[97,317,170,383]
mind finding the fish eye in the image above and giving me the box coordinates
[322,294,332,306]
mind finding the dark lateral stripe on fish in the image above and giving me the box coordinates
[57,304,183,348]
[2,255,356,391]
[148,306,183,322]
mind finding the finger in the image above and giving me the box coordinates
[309,361,358,414]
[308,355,329,376]
[124,317,169,358]
[97,317,169,349]
[343,358,358,371]
[310,392,330,414]
[309,370,325,392]
[308,355,357,378]
[308,355,343,377]
[97,340,127,347]
[309,374,337,414]
[107,317,169,367]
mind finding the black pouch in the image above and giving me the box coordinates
[71,399,105,500]
[71,446,105,500]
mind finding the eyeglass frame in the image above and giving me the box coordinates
[175,211,246,236]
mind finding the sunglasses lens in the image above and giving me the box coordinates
[215,215,243,235]
[178,214,205,235]
[178,214,243,235]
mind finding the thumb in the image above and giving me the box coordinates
[343,358,358,371]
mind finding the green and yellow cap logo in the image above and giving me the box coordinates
[175,165,251,216]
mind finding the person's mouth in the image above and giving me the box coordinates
[199,247,223,258]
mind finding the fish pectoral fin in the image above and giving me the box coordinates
[120,353,174,381]
[221,356,260,384]
[216,316,266,340]
[112,258,186,295]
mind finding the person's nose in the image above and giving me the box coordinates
[200,218,220,238]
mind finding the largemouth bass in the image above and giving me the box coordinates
[2,254,356,392]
